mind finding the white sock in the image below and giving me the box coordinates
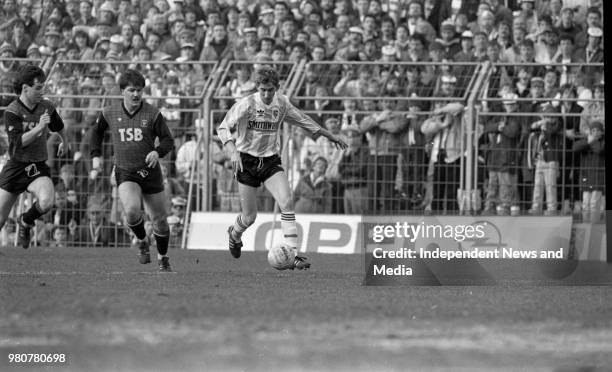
[281,211,298,251]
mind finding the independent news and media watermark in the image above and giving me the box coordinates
[361,216,610,286]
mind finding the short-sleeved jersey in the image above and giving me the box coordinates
[90,101,174,169]
[3,98,64,162]
[217,92,322,158]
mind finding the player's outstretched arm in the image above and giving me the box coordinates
[283,98,348,150]
[317,126,348,150]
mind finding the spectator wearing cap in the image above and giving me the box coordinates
[335,26,366,61]
[469,10,496,42]
[105,34,127,60]
[26,42,41,59]
[40,29,62,58]
[17,0,39,40]
[404,1,436,45]
[97,1,118,28]
[526,103,564,215]
[77,0,96,26]
[556,6,587,50]
[0,41,17,77]
[572,120,605,223]
[200,22,234,61]
[259,7,275,29]
[233,26,257,60]
[436,20,460,60]
[482,93,521,215]
[453,30,474,62]
[581,26,603,87]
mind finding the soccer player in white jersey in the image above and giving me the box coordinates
[217,67,347,269]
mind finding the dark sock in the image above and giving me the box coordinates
[154,233,169,256]
[22,202,45,225]
[127,216,147,240]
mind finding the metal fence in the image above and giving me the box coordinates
[0,58,605,248]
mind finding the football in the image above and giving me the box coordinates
[267,243,296,270]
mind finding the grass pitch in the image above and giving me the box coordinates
[1,246,612,371]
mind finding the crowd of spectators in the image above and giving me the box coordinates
[0,0,606,247]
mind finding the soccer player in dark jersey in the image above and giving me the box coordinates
[217,67,347,269]
[0,65,66,248]
[89,69,175,272]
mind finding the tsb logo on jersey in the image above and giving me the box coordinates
[118,128,143,142]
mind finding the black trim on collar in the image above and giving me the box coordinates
[122,101,143,118]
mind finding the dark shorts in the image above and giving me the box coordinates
[115,164,164,194]
[0,160,51,194]
[236,152,284,188]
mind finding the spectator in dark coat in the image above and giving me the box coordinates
[572,121,605,223]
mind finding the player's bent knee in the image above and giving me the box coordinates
[277,198,293,213]
[124,208,143,223]
[37,195,54,212]
[153,218,169,236]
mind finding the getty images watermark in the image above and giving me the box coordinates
[360,215,606,286]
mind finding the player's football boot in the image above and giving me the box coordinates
[133,238,151,264]
[158,257,172,272]
[289,256,311,270]
[228,226,242,258]
[17,217,33,249]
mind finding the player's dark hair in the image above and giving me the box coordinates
[118,69,146,90]
[254,67,280,87]
[13,64,45,94]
